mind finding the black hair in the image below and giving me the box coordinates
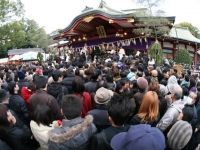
[174,92,182,100]
[72,76,85,93]
[105,74,113,83]
[52,70,62,82]
[187,70,191,76]
[115,79,129,93]
[120,70,129,78]
[163,68,169,74]
[0,72,4,80]
[62,95,82,120]
[136,72,143,78]
[0,104,10,126]
[137,64,144,72]
[182,87,189,97]
[90,71,99,81]
[33,105,53,126]
[108,94,134,126]
[182,105,195,123]
[97,80,108,89]
[7,81,16,95]
[75,68,80,76]
[185,75,190,82]
[189,78,196,91]
[34,75,48,90]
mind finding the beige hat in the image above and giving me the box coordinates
[94,87,113,104]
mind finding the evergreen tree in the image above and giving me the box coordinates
[174,49,192,65]
[148,40,163,66]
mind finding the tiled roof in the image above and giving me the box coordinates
[169,27,200,44]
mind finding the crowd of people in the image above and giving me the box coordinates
[0,50,200,150]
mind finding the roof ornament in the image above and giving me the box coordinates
[99,0,106,8]
[82,6,93,12]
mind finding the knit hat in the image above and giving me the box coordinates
[167,120,193,150]
[137,77,148,90]
[111,125,165,150]
[94,87,113,104]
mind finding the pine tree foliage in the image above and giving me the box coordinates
[148,40,163,66]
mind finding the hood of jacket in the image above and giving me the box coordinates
[48,115,96,148]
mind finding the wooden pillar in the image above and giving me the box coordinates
[194,44,197,65]
[161,41,164,49]
[173,42,176,59]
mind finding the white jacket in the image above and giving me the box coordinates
[157,99,184,131]
[30,120,55,150]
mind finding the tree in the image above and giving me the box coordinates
[0,0,24,24]
[0,20,26,53]
[174,49,192,65]
[176,22,200,39]
[134,0,171,39]
[148,40,163,66]
[0,18,49,57]
[37,52,43,63]
[23,19,49,50]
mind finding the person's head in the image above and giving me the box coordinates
[72,76,85,93]
[7,81,19,95]
[171,85,183,101]
[33,105,53,126]
[184,75,190,82]
[0,104,16,126]
[197,82,200,92]
[52,70,63,82]
[111,124,165,150]
[0,72,5,81]
[137,77,148,92]
[167,120,192,150]
[148,82,160,94]
[182,106,195,123]
[115,79,129,93]
[163,68,169,79]
[96,80,108,89]
[61,95,82,120]
[17,71,25,80]
[34,75,48,90]
[151,70,158,77]
[90,71,99,82]
[0,89,9,104]
[138,91,159,123]
[94,87,113,105]
[108,94,135,126]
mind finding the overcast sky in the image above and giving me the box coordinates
[21,0,200,33]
